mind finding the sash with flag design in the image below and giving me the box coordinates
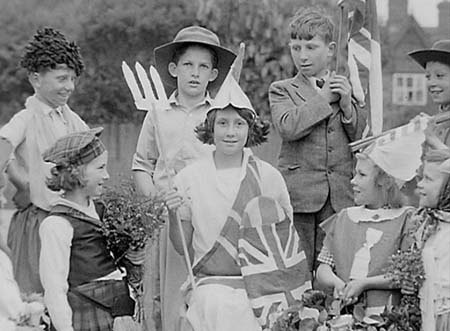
[238,197,312,330]
[192,155,262,277]
[337,0,383,136]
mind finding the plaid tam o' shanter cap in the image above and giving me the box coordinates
[43,127,106,166]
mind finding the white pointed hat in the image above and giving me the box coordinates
[209,71,256,117]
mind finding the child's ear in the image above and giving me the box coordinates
[28,72,40,89]
[328,42,336,57]
[168,62,178,78]
[209,68,219,82]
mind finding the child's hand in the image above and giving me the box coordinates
[126,248,146,265]
[342,279,366,306]
[329,72,353,119]
[333,278,346,299]
[319,80,339,105]
[162,188,183,212]
[12,183,31,210]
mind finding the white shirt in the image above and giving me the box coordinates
[39,198,123,331]
[0,96,88,210]
[174,149,293,264]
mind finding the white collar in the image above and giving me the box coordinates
[347,205,411,223]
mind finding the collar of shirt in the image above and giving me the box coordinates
[347,205,411,223]
[307,71,330,90]
[30,95,66,119]
[167,90,213,110]
[53,197,100,220]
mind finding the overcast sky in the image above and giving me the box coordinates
[377,0,443,27]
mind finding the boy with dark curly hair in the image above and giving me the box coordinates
[0,27,89,294]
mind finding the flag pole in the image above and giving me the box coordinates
[335,1,349,75]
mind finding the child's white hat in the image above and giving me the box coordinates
[363,130,425,184]
[209,71,256,117]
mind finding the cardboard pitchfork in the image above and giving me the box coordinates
[121,43,246,294]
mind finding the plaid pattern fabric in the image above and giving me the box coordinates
[66,279,132,331]
[43,127,105,166]
[317,246,335,268]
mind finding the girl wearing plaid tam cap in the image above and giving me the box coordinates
[316,142,416,316]
[0,27,89,295]
[39,129,136,331]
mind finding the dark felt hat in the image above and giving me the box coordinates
[154,26,236,92]
[409,40,450,68]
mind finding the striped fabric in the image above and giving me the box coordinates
[338,0,383,135]
[238,196,312,330]
[192,156,262,276]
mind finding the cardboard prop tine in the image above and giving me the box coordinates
[149,66,170,110]
[230,42,245,83]
[135,62,156,102]
[122,61,198,295]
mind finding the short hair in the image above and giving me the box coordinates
[289,7,334,43]
[171,43,218,68]
[20,27,85,76]
[195,106,270,147]
[46,162,87,192]
[355,153,408,208]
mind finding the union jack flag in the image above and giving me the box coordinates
[338,0,383,136]
[238,196,312,330]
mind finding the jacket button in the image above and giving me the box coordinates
[328,147,333,152]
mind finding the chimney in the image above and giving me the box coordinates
[438,1,450,33]
[388,0,408,34]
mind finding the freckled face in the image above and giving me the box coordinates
[80,152,109,199]
[33,64,77,108]
[351,157,383,208]
[213,108,249,158]
[425,61,450,106]
[289,35,334,78]
[417,161,448,208]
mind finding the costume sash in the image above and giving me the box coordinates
[192,156,261,276]
[238,196,312,330]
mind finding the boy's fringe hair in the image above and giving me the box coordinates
[356,153,408,208]
[289,6,334,43]
[20,27,85,76]
[171,43,219,68]
[195,107,270,147]
[46,163,87,192]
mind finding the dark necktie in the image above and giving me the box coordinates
[316,78,325,89]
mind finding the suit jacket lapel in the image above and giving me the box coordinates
[289,73,318,103]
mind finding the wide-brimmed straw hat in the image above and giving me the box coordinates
[154,26,236,92]
[409,39,450,68]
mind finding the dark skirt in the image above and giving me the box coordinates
[7,204,48,294]
[66,279,134,331]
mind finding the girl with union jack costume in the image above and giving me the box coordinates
[163,74,312,331]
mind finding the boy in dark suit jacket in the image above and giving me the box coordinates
[269,7,367,274]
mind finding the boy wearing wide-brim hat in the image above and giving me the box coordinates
[0,27,89,295]
[409,40,450,149]
[131,25,236,331]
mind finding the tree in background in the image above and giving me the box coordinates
[0,0,372,124]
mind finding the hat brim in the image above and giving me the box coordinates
[408,49,450,68]
[154,41,236,94]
